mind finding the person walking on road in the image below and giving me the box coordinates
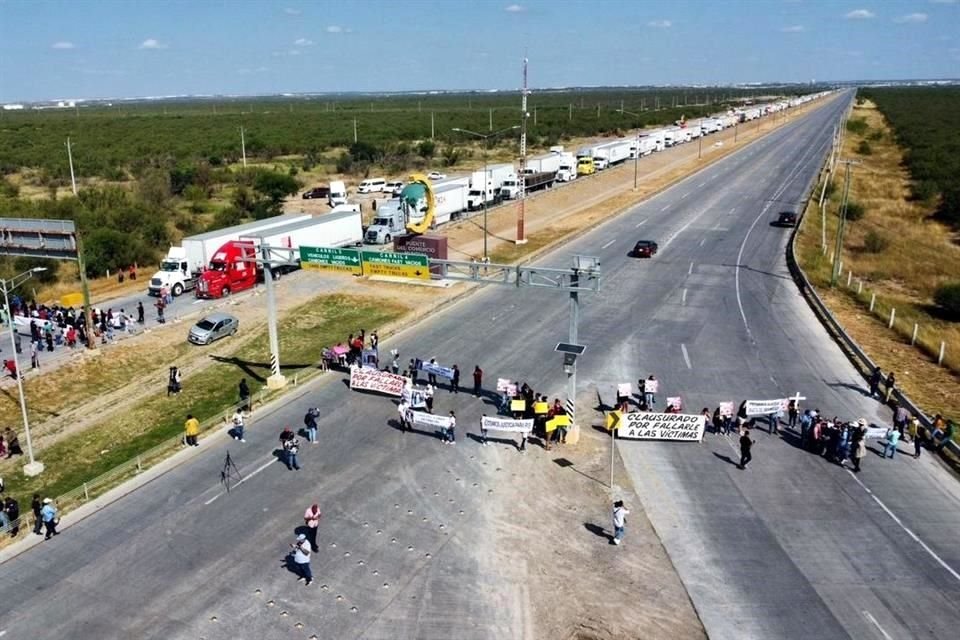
[908,415,922,458]
[473,365,483,397]
[883,371,897,404]
[231,408,246,443]
[290,533,313,586]
[184,414,200,447]
[451,364,460,394]
[427,358,438,386]
[644,375,657,408]
[397,400,411,433]
[852,429,866,472]
[137,301,145,325]
[303,504,322,552]
[40,498,58,540]
[238,378,250,411]
[283,434,301,470]
[443,411,457,445]
[739,428,754,470]
[304,407,320,443]
[787,399,799,429]
[425,384,435,414]
[869,367,882,398]
[883,427,901,459]
[612,500,629,545]
[31,494,43,535]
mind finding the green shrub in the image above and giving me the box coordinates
[846,118,869,135]
[0,177,19,198]
[868,130,884,142]
[910,180,939,202]
[863,229,889,253]
[13,257,59,284]
[856,141,872,156]
[935,188,960,228]
[844,200,866,221]
[933,282,960,319]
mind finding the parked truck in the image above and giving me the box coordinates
[149,214,310,297]
[664,127,684,147]
[576,156,596,176]
[595,140,633,167]
[523,151,564,176]
[196,211,362,298]
[328,180,348,206]
[556,152,578,182]
[466,163,513,211]
[364,180,470,244]
[501,171,555,199]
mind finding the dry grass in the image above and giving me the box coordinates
[795,100,960,421]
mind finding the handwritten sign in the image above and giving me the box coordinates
[745,399,788,416]
[349,367,407,397]
[617,383,632,397]
[419,361,455,379]
[510,399,526,412]
[411,411,452,429]
[481,416,533,433]
[402,386,428,409]
[719,401,734,418]
[533,402,549,415]
[666,396,683,411]
[644,379,659,393]
[545,414,571,433]
[496,378,518,395]
[617,412,706,442]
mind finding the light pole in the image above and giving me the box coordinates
[831,159,860,287]
[1,267,48,476]
[452,125,520,260]
[617,106,643,190]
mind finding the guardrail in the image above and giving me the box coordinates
[786,131,960,458]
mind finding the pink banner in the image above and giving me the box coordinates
[349,367,407,397]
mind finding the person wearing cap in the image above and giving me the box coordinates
[303,504,322,552]
[40,498,59,540]
[851,420,867,472]
[290,533,313,586]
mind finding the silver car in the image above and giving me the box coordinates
[188,312,239,345]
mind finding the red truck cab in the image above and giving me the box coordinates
[196,241,258,298]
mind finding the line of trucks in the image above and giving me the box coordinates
[361,92,831,244]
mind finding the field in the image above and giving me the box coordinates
[795,89,960,428]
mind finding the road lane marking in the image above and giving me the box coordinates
[680,192,689,199]
[635,219,648,228]
[699,238,706,247]
[681,288,687,305]
[688,262,694,275]
[862,611,892,640]
[204,456,277,505]
[728,207,737,215]
[192,300,203,305]
[847,470,960,584]
[660,204,670,212]
[697,182,706,188]
[601,239,616,250]
[681,343,692,369]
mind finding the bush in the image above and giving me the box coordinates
[863,229,889,254]
[933,282,960,319]
[844,200,866,222]
[13,257,59,284]
[441,146,462,167]
[868,130,884,142]
[856,141,872,156]
[846,118,869,135]
[335,152,353,174]
[910,180,939,203]
[935,188,960,228]
[416,140,436,159]
[82,228,148,277]
[0,177,19,198]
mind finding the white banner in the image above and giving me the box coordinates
[418,361,455,379]
[643,379,659,393]
[481,416,534,433]
[666,396,683,411]
[746,399,788,416]
[401,387,428,409]
[719,401,734,418]
[617,383,633,397]
[617,412,705,442]
[411,411,452,429]
[349,367,407,397]
[863,426,888,439]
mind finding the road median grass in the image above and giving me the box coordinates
[2,294,407,525]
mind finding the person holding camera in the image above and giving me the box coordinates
[282,432,301,471]
[290,533,313,586]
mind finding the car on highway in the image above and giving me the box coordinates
[427,171,446,181]
[776,211,798,226]
[188,312,239,345]
[302,186,330,200]
[629,240,659,258]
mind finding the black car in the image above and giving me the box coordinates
[630,240,659,258]
[302,186,330,200]
[776,211,798,226]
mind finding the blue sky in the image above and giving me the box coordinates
[0,0,958,102]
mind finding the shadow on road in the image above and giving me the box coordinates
[825,380,872,398]
[584,522,612,544]
[210,354,318,384]
[712,452,739,467]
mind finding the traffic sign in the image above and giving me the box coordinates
[300,246,362,274]
[361,250,430,280]
[605,410,622,431]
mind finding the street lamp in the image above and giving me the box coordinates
[1,267,48,476]
[618,106,643,190]
[452,125,520,260]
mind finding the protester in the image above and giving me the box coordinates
[40,498,58,540]
[893,403,909,436]
[883,371,896,404]
[739,428,754,469]
[31,494,43,535]
[933,420,955,453]
[908,415,922,458]
[851,424,867,472]
[427,358,438,386]
[290,533,313,586]
[473,365,483,397]
[443,411,457,445]
[137,301,145,325]
[424,384,435,414]
[303,504,322,552]
[612,500,629,546]
[787,399,799,429]
[304,408,320,443]
[4,428,23,458]
[4,496,20,536]
[238,378,250,411]
[231,408,246,443]
[184,414,200,447]
[869,367,882,397]
[167,366,182,396]
[450,364,460,394]
[283,433,301,470]
[883,427,901,459]
[643,375,657,407]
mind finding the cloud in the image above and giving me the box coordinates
[284,7,301,14]
[647,19,672,28]
[138,38,167,50]
[505,3,525,11]
[293,37,313,46]
[893,13,928,23]
[326,25,343,33]
[51,41,75,49]
[780,25,805,32]
[844,9,875,19]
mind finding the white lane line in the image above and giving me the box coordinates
[680,192,689,200]
[699,238,706,247]
[635,219,648,228]
[697,182,706,188]
[688,262,694,275]
[680,343,692,369]
[728,207,737,215]
[681,288,687,305]
[204,456,277,505]
[847,469,960,583]
[601,238,616,250]
[192,300,204,305]
[660,204,670,212]
[862,611,892,640]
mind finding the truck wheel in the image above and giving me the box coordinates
[221,287,230,298]
[172,283,184,297]
[384,234,391,244]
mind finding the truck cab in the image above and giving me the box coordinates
[364,201,405,244]
[196,242,258,299]
[577,157,595,176]
[149,247,197,297]
[328,180,348,206]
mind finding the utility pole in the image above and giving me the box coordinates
[431,112,435,140]
[240,127,247,168]
[489,108,493,132]
[618,105,643,190]
[831,160,860,286]
[569,103,572,122]
[353,118,358,143]
[698,131,703,160]
[517,57,529,245]
[66,137,78,196]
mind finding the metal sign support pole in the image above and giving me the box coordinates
[262,245,286,389]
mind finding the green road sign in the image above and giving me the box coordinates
[300,246,362,274]
[360,250,430,280]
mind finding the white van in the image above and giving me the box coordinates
[358,178,386,194]
[329,180,348,206]
[384,180,404,196]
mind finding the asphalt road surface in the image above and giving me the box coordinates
[2,91,958,639]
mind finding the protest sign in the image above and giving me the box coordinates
[481,416,533,433]
[719,402,734,418]
[864,426,888,439]
[545,414,571,433]
[533,401,549,415]
[402,386,428,409]
[617,383,632,398]
[361,349,379,368]
[418,360,455,379]
[666,396,683,412]
[745,399,787,416]
[411,411,452,429]
[510,399,526,412]
[350,367,407,396]
[617,412,705,441]
[644,379,659,393]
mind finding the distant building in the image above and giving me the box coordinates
[2,104,25,110]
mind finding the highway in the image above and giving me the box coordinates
[2,90,959,639]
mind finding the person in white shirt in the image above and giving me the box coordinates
[397,400,411,432]
[612,500,630,545]
[290,533,313,586]
[231,410,245,442]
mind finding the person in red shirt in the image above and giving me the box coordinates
[473,365,483,397]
